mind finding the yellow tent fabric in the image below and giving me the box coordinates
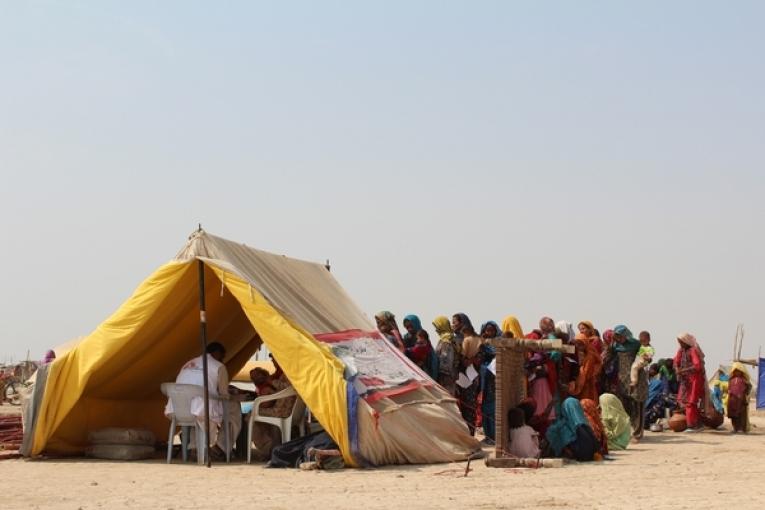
[33,261,195,455]
[30,260,354,464]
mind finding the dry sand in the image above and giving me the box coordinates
[2,404,764,510]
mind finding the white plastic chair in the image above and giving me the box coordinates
[161,383,233,464]
[161,383,207,465]
[245,386,307,464]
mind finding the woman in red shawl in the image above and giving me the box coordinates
[568,335,603,402]
[673,333,708,431]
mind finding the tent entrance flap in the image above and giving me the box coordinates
[206,264,355,466]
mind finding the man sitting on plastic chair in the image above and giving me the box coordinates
[248,357,296,461]
[164,342,242,461]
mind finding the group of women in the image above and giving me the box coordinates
[375,311,741,462]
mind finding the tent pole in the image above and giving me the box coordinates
[198,259,212,468]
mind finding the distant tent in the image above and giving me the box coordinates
[758,357,765,409]
[24,230,478,465]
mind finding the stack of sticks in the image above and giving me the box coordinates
[0,415,23,460]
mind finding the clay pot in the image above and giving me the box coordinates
[668,411,687,432]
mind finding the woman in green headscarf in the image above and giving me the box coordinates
[599,393,631,450]
[433,316,459,396]
[612,325,647,439]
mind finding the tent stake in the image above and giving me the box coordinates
[198,259,212,468]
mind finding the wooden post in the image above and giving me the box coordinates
[198,259,212,468]
[488,337,571,464]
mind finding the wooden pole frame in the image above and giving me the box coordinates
[198,259,212,468]
[488,338,572,462]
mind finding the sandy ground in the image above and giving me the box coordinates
[2,404,765,510]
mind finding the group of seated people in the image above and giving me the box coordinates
[164,340,296,462]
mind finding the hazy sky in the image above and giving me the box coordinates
[1,2,763,372]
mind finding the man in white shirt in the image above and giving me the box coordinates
[165,342,242,459]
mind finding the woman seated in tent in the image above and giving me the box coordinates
[727,362,752,433]
[598,393,631,451]
[248,359,296,461]
[545,397,598,462]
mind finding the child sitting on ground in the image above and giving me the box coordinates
[507,407,541,458]
[631,331,655,388]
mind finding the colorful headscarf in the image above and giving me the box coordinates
[402,314,422,332]
[602,329,614,346]
[598,393,631,450]
[613,325,640,353]
[677,332,705,361]
[730,361,751,384]
[432,316,455,343]
[501,315,524,339]
[480,321,502,338]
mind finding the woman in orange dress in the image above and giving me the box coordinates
[568,335,603,402]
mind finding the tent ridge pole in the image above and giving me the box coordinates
[198,259,212,468]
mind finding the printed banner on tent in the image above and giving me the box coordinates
[315,330,432,403]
